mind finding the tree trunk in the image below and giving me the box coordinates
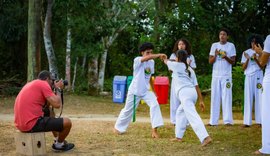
[65,28,71,90]
[88,57,99,95]
[72,57,78,92]
[98,49,108,92]
[43,0,58,77]
[27,0,41,81]
[81,53,87,76]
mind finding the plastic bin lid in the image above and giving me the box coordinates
[114,75,127,82]
[154,76,169,85]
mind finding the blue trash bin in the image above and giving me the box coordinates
[113,76,127,103]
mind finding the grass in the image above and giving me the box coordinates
[0,94,260,155]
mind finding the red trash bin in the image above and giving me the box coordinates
[154,76,169,104]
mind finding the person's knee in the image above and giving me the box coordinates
[63,117,72,129]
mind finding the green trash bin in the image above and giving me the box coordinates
[126,76,133,91]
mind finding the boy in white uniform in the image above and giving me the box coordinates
[241,35,264,127]
[164,50,212,146]
[208,28,236,126]
[254,35,270,155]
[169,38,196,125]
[114,42,165,138]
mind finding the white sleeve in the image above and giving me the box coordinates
[240,52,246,64]
[209,43,216,56]
[264,35,270,53]
[191,70,198,86]
[189,55,196,69]
[151,60,155,74]
[167,61,174,71]
[169,53,176,60]
[133,57,142,70]
[230,43,236,57]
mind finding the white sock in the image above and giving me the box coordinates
[54,141,64,148]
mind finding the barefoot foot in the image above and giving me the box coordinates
[201,136,212,147]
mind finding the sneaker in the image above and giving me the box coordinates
[52,142,75,152]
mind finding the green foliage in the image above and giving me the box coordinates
[232,63,245,106]
[197,74,212,91]
[1,86,21,96]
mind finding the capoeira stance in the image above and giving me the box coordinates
[114,42,165,138]
[164,49,212,146]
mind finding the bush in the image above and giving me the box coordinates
[232,63,245,107]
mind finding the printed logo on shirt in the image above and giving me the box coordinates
[145,68,151,75]
[226,82,231,89]
[257,83,262,89]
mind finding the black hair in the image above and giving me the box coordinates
[247,34,264,49]
[38,70,52,80]
[172,38,192,55]
[138,42,154,53]
[219,28,230,36]
[175,50,191,77]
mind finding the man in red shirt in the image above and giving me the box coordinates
[14,70,74,151]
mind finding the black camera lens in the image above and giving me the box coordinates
[63,80,68,86]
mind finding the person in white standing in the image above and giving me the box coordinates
[208,28,236,126]
[241,34,264,127]
[253,34,270,155]
[114,42,166,138]
[169,38,196,125]
[163,49,212,146]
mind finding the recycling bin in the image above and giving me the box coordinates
[113,75,127,103]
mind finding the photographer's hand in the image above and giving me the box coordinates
[54,80,64,90]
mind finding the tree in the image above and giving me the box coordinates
[43,0,58,78]
[27,0,41,81]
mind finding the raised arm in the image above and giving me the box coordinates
[141,53,167,62]
[254,43,270,67]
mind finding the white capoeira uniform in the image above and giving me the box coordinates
[209,42,236,125]
[169,53,196,124]
[241,49,263,126]
[114,56,164,133]
[167,61,209,143]
[259,35,270,154]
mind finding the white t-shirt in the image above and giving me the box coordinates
[128,56,154,96]
[209,42,236,77]
[263,35,270,83]
[167,61,198,96]
[169,53,196,69]
[241,48,261,75]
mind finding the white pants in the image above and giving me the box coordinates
[209,77,233,125]
[114,91,164,133]
[243,71,263,125]
[175,87,209,143]
[259,82,270,154]
[170,79,180,124]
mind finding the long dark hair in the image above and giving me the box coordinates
[176,50,191,77]
[247,34,264,49]
[172,38,192,55]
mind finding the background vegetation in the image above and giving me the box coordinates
[0,0,270,106]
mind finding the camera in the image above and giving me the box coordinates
[51,73,68,86]
[63,80,68,86]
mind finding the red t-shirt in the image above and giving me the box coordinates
[14,80,55,132]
